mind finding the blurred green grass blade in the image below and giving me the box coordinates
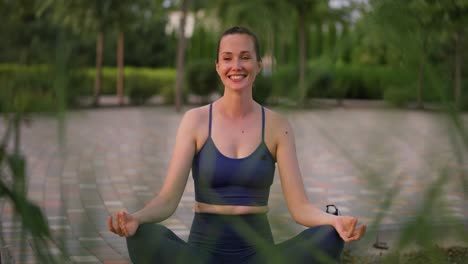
[54,29,70,150]
[0,180,50,238]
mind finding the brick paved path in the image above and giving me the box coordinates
[1,107,467,263]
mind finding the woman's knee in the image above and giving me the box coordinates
[306,225,344,258]
[126,224,169,263]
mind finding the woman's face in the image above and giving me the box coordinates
[216,34,262,93]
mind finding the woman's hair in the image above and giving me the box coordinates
[216,26,262,63]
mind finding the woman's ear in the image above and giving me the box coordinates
[257,61,263,74]
[215,60,220,74]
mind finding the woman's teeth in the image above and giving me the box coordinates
[230,75,244,80]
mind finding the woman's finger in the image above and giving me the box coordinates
[346,217,357,238]
[109,215,123,236]
[337,223,353,242]
[119,212,129,237]
[349,225,367,241]
[357,224,366,239]
[107,216,116,233]
[113,212,126,236]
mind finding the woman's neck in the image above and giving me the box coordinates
[218,90,256,119]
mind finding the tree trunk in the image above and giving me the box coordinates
[298,10,307,106]
[417,55,424,109]
[327,20,336,54]
[316,21,323,58]
[94,32,103,106]
[342,23,351,63]
[175,0,190,112]
[454,30,462,109]
[117,31,124,106]
[267,28,274,73]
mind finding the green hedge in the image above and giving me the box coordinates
[271,60,417,105]
[0,64,176,110]
[185,60,219,97]
[306,60,392,100]
[124,67,175,104]
[271,64,300,101]
[383,85,414,107]
[0,64,57,112]
[2,63,459,110]
[463,78,468,110]
[253,74,273,104]
[75,67,176,101]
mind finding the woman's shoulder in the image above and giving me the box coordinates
[183,104,210,118]
[180,104,211,129]
[262,106,294,144]
[263,106,291,130]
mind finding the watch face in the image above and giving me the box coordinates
[326,204,339,216]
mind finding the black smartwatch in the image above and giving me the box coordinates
[326,204,340,216]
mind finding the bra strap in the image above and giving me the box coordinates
[209,103,213,137]
[261,106,265,141]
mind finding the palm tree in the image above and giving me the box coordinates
[46,0,155,107]
[113,0,165,106]
[92,1,112,106]
[288,0,315,105]
[43,0,113,106]
[174,0,191,112]
[368,0,439,109]
[445,2,468,109]
[110,0,149,106]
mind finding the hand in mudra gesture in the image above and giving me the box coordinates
[108,211,140,238]
[333,215,366,242]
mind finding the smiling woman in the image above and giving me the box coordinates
[216,33,262,94]
[108,26,366,264]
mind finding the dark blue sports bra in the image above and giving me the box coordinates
[191,103,276,206]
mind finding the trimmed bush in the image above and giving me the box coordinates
[160,83,186,105]
[306,59,334,98]
[44,65,175,102]
[305,60,399,101]
[383,85,414,107]
[0,64,177,108]
[268,61,389,103]
[185,60,219,98]
[462,78,468,110]
[125,68,175,105]
[0,64,57,112]
[329,65,352,101]
[253,74,273,105]
[272,64,299,100]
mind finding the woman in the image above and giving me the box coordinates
[108,26,366,264]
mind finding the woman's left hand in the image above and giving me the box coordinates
[333,216,366,242]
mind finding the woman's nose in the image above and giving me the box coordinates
[233,58,242,69]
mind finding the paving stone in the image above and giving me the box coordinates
[70,255,101,262]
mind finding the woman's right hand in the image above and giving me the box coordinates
[108,211,140,237]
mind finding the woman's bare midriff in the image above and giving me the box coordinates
[194,202,269,215]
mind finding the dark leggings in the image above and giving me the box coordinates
[127,213,344,264]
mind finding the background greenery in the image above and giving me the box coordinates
[1,0,466,109]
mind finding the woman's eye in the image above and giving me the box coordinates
[223,58,231,61]
[242,56,250,60]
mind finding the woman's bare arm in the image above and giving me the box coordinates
[131,108,200,224]
[273,114,335,226]
[271,111,365,242]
